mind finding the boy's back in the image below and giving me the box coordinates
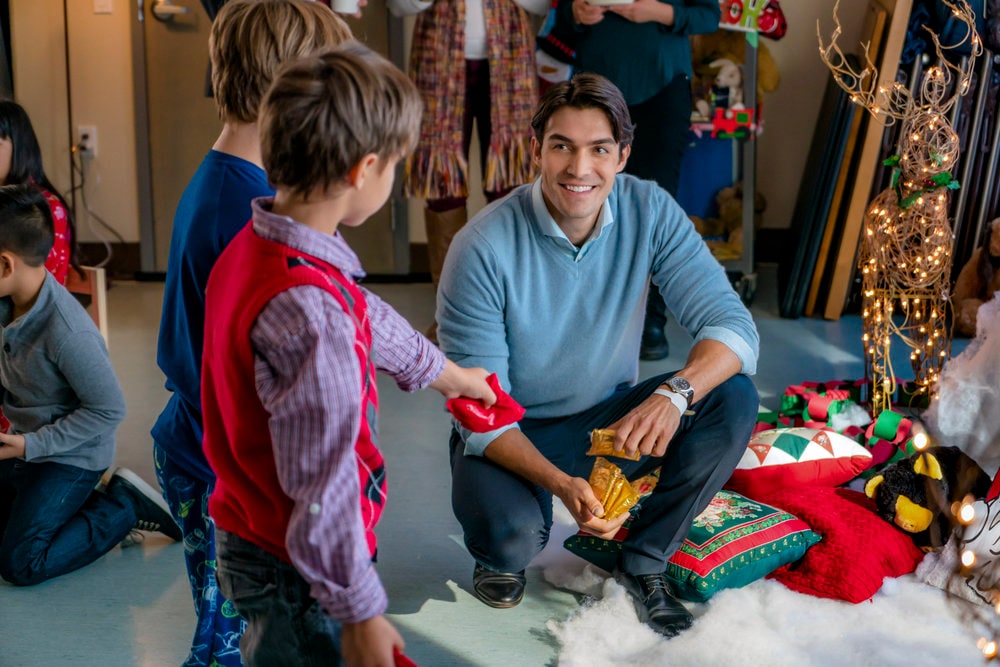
[153,150,271,480]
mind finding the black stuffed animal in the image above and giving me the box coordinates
[865,446,992,548]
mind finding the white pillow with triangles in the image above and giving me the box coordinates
[725,427,873,497]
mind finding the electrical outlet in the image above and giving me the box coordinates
[77,125,98,157]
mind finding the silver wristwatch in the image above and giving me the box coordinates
[665,376,694,408]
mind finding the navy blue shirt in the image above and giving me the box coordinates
[562,0,720,105]
[152,150,273,482]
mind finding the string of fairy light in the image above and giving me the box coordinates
[821,1,1000,660]
[818,0,980,416]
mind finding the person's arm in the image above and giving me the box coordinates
[609,0,719,33]
[514,0,554,16]
[362,287,496,406]
[387,0,432,17]
[484,428,631,538]
[19,330,127,460]
[252,286,394,639]
[607,184,758,457]
[568,0,606,26]
[650,187,759,375]
[608,339,742,457]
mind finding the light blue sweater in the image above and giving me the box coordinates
[438,175,759,456]
[0,272,126,471]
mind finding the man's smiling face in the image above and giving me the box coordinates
[532,105,630,241]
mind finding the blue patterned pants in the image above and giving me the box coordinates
[154,442,245,666]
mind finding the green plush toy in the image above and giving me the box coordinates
[864,445,992,548]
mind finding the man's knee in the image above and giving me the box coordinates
[710,374,759,425]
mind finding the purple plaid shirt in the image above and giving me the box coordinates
[248,197,445,622]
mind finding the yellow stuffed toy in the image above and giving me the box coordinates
[864,445,991,549]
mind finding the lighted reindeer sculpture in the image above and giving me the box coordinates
[818,0,981,416]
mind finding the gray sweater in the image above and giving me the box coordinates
[0,272,126,471]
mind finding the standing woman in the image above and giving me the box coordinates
[389,0,549,342]
[0,100,79,285]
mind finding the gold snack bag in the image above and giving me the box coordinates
[587,457,641,520]
[588,457,618,504]
[587,429,641,461]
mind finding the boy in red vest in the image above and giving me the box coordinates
[201,43,497,667]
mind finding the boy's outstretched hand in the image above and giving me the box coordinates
[430,360,497,407]
[0,432,26,460]
[341,615,404,667]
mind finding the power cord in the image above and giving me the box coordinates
[69,143,126,268]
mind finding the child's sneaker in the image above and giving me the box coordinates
[107,467,182,541]
[119,529,145,548]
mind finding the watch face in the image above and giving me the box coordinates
[669,377,692,394]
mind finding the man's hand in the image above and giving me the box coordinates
[573,0,607,25]
[556,476,631,539]
[606,391,680,459]
[608,0,673,24]
[341,615,404,667]
[430,360,497,407]
[0,432,25,460]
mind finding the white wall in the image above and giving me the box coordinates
[757,0,869,229]
[11,0,139,245]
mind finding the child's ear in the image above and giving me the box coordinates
[0,252,15,278]
[346,153,379,189]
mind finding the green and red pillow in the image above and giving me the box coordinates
[564,489,820,602]
[724,427,873,497]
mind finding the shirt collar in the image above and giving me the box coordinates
[530,179,614,257]
[250,197,366,279]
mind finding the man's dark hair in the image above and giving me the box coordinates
[530,73,635,151]
[0,184,55,266]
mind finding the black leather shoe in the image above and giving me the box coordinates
[472,564,526,609]
[640,326,670,361]
[614,569,693,637]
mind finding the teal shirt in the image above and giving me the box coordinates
[438,175,758,455]
[0,273,126,470]
[562,0,720,105]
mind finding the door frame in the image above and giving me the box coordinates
[130,0,157,276]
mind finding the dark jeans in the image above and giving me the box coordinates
[154,441,245,667]
[625,75,693,330]
[0,458,133,585]
[216,528,341,667]
[450,373,758,576]
[427,58,512,213]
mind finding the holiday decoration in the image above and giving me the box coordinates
[818,0,981,416]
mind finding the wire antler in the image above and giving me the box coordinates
[817,0,981,126]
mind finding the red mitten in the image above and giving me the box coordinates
[446,373,525,433]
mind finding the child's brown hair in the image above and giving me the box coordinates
[260,41,422,198]
[209,0,352,124]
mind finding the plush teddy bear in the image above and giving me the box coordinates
[690,182,766,261]
[864,445,992,549]
[952,217,1000,338]
[690,29,781,117]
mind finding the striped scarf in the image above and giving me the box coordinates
[405,0,538,200]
